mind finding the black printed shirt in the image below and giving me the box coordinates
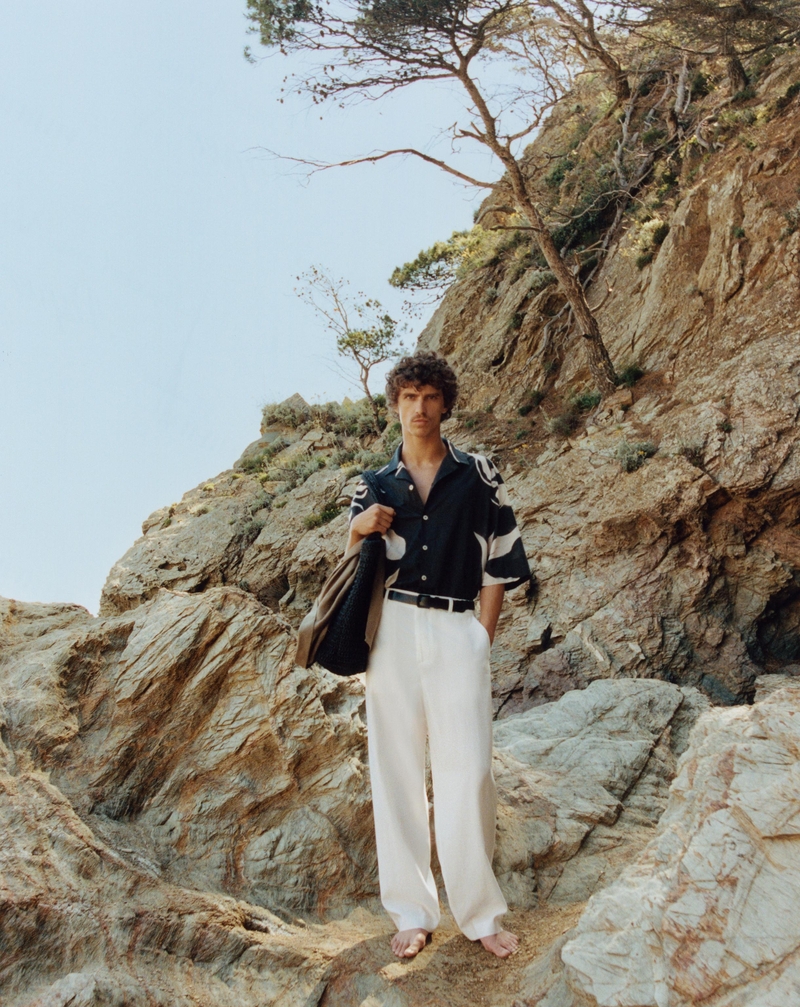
[348,439,531,601]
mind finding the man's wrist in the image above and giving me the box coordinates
[347,528,364,547]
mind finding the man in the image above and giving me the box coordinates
[348,350,531,960]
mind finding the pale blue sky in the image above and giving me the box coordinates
[0,1,497,612]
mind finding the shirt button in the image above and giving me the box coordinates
[423,515,429,521]
[422,545,428,550]
[409,484,415,491]
[421,575,428,581]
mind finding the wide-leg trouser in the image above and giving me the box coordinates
[365,598,508,941]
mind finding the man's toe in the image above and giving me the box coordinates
[404,933,426,957]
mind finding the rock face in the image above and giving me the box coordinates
[0,747,324,1007]
[416,57,800,713]
[520,683,800,1007]
[0,597,378,1005]
[99,458,359,621]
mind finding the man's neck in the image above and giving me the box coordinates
[400,432,447,469]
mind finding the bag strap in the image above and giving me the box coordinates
[360,468,383,499]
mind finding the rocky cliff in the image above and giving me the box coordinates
[418,50,800,715]
[3,48,800,1007]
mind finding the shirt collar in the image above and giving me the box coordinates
[380,438,470,482]
[380,441,407,477]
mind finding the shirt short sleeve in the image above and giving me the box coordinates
[477,457,531,590]
[348,478,378,525]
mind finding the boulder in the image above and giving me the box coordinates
[518,684,800,1007]
[1,592,376,920]
[493,679,707,907]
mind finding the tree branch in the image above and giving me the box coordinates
[259,147,497,187]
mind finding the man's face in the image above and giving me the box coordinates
[396,384,447,439]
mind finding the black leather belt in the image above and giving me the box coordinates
[385,589,474,613]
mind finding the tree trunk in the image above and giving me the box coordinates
[615,71,631,104]
[362,375,383,435]
[674,55,690,114]
[507,165,617,395]
[567,0,630,104]
[726,53,748,94]
[597,56,629,104]
[455,65,617,394]
[667,55,690,137]
[588,53,624,108]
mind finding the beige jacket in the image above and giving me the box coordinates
[295,538,385,669]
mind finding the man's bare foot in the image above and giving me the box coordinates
[391,928,430,958]
[479,930,519,958]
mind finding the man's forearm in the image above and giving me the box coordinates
[479,584,505,643]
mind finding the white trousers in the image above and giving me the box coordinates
[365,598,507,941]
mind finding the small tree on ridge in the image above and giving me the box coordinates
[297,266,404,434]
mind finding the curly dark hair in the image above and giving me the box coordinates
[385,350,459,421]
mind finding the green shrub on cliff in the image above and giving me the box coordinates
[545,156,577,189]
[569,389,601,412]
[261,397,385,438]
[261,402,309,429]
[617,364,644,388]
[616,440,657,472]
[546,407,580,437]
[782,200,800,238]
[304,502,342,529]
[390,224,537,296]
[267,455,327,489]
[775,80,800,113]
[238,437,290,474]
[633,219,670,269]
[529,270,557,295]
[677,442,705,468]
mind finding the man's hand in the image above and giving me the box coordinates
[478,584,505,644]
[347,503,395,549]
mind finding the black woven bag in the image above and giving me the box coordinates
[313,532,384,676]
[313,470,385,676]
